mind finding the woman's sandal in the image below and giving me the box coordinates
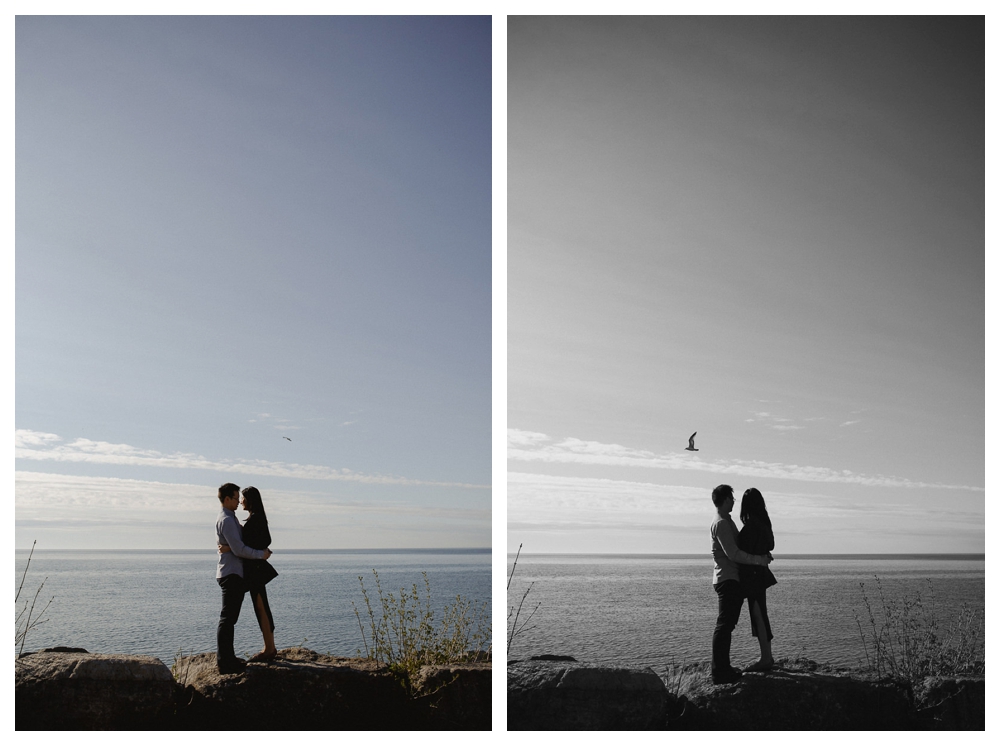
[248,651,277,663]
[745,660,774,672]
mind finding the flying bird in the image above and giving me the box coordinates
[685,432,699,451]
[282,436,292,442]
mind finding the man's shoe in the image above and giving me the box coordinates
[217,658,247,675]
[711,666,743,685]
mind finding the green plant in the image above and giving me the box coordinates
[15,540,54,658]
[854,575,984,682]
[507,543,540,654]
[352,569,491,687]
[171,648,193,682]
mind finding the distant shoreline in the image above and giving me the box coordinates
[507,553,984,561]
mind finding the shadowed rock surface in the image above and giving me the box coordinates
[16,650,176,730]
[672,665,913,730]
[508,657,984,730]
[507,658,668,730]
[17,647,492,730]
[912,676,986,730]
[410,662,492,729]
[175,648,408,729]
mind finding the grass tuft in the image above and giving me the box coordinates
[352,569,491,690]
[854,575,984,683]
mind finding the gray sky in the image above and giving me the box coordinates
[16,16,491,549]
[508,17,983,554]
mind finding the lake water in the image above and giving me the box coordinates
[14,549,491,665]
[505,554,985,672]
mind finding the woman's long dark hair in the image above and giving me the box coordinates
[241,486,268,522]
[740,487,771,527]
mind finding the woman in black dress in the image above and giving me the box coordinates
[239,486,278,662]
[737,487,776,672]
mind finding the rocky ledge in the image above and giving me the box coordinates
[507,656,984,730]
[16,647,490,730]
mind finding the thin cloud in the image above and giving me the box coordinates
[751,411,805,431]
[507,429,982,491]
[840,420,862,427]
[15,430,489,489]
[507,472,983,552]
[15,471,490,549]
[15,471,491,521]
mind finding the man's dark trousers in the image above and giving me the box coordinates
[712,579,745,674]
[217,573,247,669]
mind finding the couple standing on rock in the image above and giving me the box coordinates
[710,484,777,685]
[215,483,280,675]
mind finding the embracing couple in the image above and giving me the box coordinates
[709,483,777,685]
[215,482,280,675]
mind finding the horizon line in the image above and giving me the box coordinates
[16,547,492,554]
[506,552,984,559]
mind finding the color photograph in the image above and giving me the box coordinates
[15,15,492,730]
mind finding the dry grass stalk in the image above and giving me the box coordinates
[507,543,540,654]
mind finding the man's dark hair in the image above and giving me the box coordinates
[711,484,734,508]
[218,483,241,504]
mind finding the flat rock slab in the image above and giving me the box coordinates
[16,651,176,730]
[508,659,667,730]
[175,647,412,729]
[676,666,914,730]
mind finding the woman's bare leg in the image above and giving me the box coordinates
[750,600,773,666]
[253,592,277,655]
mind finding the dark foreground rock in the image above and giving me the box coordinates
[16,651,177,730]
[673,665,913,729]
[507,658,668,729]
[507,657,984,730]
[410,663,492,730]
[17,647,491,730]
[913,676,986,730]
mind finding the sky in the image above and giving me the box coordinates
[15,16,492,550]
[507,16,985,555]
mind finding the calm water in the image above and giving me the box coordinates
[506,554,985,671]
[14,549,491,665]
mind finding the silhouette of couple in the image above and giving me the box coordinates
[709,484,777,685]
[215,483,279,675]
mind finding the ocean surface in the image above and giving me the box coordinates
[14,549,491,665]
[506,554,985,672]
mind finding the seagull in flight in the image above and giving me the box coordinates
[282,436,292,442]
[685,432,699,451]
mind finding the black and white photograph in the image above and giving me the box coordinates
[506,15,985,730]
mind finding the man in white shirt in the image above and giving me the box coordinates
[709,484,772,685]
[215,482,271,674]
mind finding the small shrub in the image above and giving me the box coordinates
[854,575,984,682]
[171,648,192,682]
[352,569,491,687]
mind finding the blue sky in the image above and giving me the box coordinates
[507,17,984,554]
[15,16,491,550]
